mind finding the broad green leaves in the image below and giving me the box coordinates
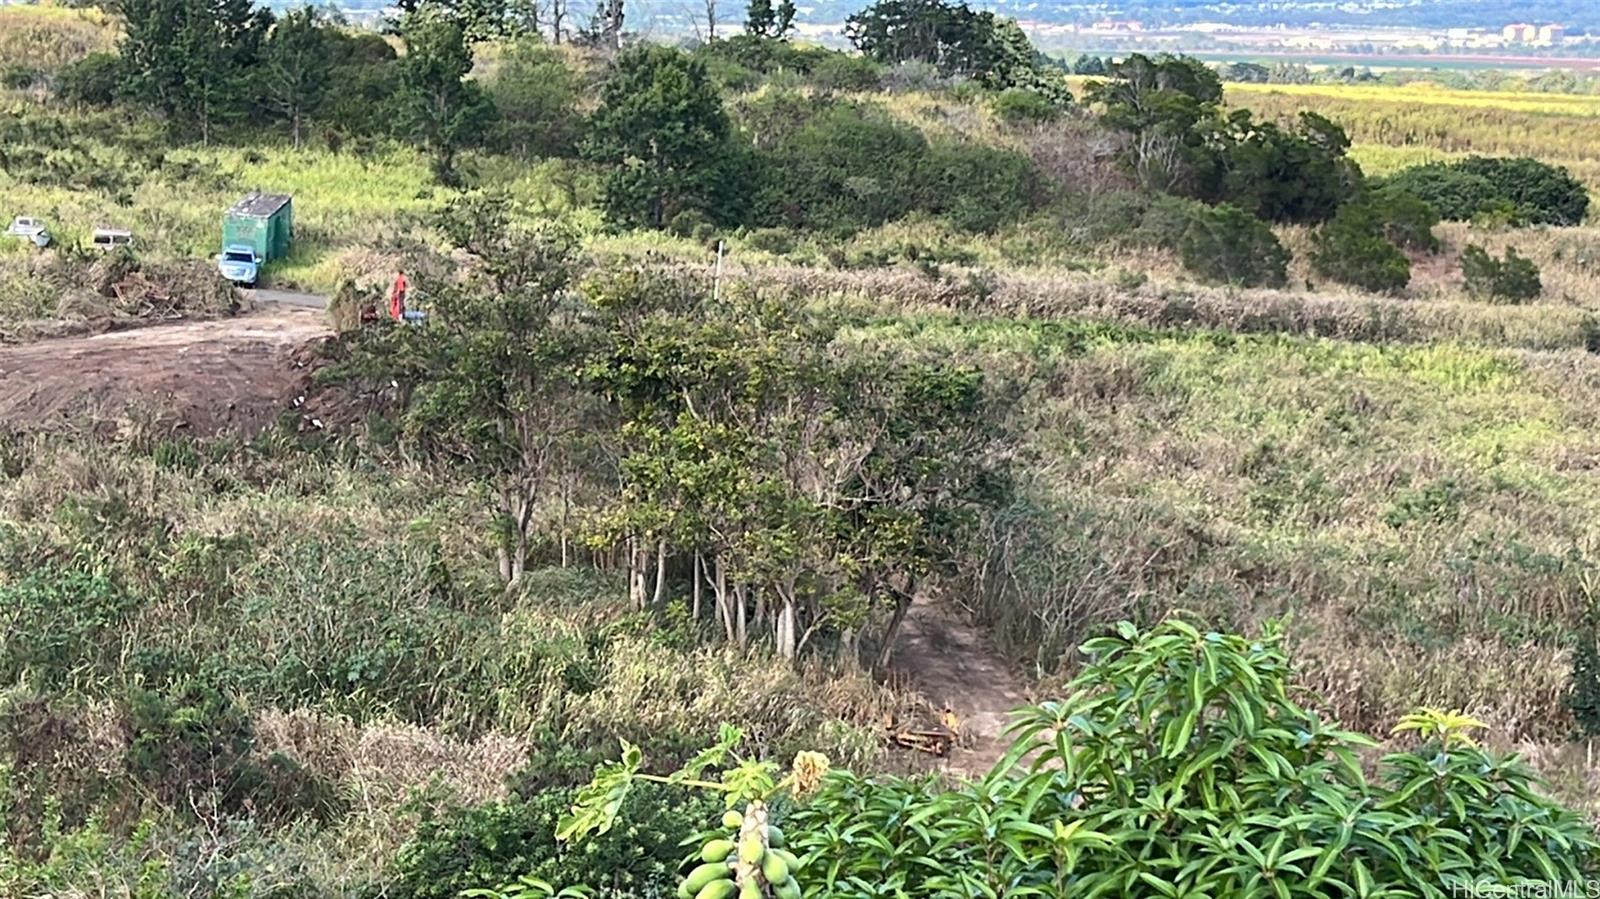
[771,618,1599,898]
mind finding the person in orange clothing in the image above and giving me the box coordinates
[388,270,409,321]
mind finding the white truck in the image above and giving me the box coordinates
[6,216,52,248]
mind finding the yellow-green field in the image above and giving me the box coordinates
[1224,81,1600,192]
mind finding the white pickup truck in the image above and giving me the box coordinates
[6,216,52,248]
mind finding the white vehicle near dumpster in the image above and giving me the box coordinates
[6,216,52,248]
[217,244,261,287]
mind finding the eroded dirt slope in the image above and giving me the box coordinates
[0,307,330,437]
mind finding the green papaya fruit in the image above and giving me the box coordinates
[701,839,735,863]
[766,825,786,849]
[721,810,744,829]
[738,834,766,866]
[774,876,802,899]
[761,851,789,885]
[772,849,803,873]
[695,879,738,899]
[738,877,763,899]
[684,863,732,895]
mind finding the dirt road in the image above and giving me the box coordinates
[891,599,1030,779]
[244,288,329,309]
[0,306,331,437]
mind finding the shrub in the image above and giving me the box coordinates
[1571,603,1600,737]
[1311,202,1411,293]
[1461,244,1542,302]
[384,783,720,899]
[54,51,121,106]
[921,141,1039,233]
[991,87,1058,124]
[1386,157,1589,227]
[1380,163,1498,222]
[808,52,882,91]
[1370,187,1440,253]
[752,101,927,233]
[1177,202,1289,288]
[566,620,1600,897]
[1456,156,1589,226]
[2,64,41,89]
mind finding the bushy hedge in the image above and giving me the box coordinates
[748,98,1041,234]
[1177,201,1289,288]
[1385,156,1590,226]
[1312,201,1412,293]
[382,783,720,899]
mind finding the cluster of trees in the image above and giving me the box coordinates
[843,0,1060,95]
[335,194,1015,666]
[1082,53,1578,295]
[1087,54,1360,223]
[582,46,1042,234]
[63,0,501,170]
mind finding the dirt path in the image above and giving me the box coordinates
[891,599,1030,779]
[0,307,330,437]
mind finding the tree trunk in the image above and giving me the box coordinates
[775,597,797,660]
[873,593,914,673]
[715,556,733,641]
[628,537,648,610]
[292,110,302,150]
[651,538,668,606]
[734,582,748,648]
[692,551,703,620]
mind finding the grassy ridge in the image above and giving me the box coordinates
[849,305,1600,757]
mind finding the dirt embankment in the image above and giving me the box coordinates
[0,307,332,437]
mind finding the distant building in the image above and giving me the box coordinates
[1538,24,1566,45]
[1502,23,1537,43]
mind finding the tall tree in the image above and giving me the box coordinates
[260,6,331,149]
[393,3,497,182]
[330,194,596,586]
[121,0,269,142]
[583,45,733,229]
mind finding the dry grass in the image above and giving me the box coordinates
[0,4,118,72]
[716,261,1600,352]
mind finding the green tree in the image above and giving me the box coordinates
[1461,244,1542,302]
[1215,111,1361,224]
[260,5,331,149]
[484,36,583,157]
[393,3,497,182]
[1311,201,1411,293]
[583,45,735,229]
[1178,201,1289,288]
[329,194,593,585]
[120,0,269,142]
[1086,53,1222,193]
[844,0,1039,87]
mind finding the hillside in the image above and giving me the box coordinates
[3,2,1600,895]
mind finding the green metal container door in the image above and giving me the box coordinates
[222,194,293,261]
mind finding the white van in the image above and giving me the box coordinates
[91,228,134,251]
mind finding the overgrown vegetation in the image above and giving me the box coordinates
[553,620,1600,898]
[7,2,1600,894]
